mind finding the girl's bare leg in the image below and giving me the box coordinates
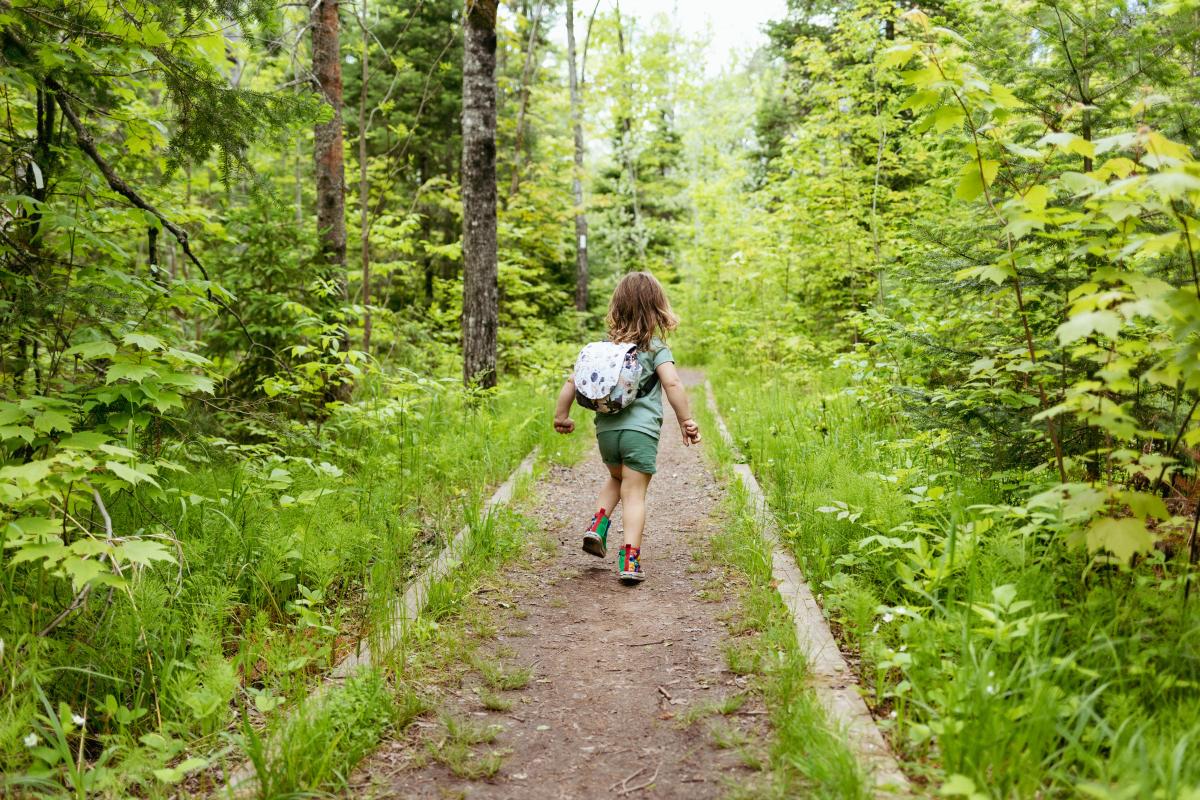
[597,463,622,515]
[619,466,653,550]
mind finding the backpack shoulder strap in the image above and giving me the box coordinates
[636,348,660,399]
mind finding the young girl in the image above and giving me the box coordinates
[553,272,702,583]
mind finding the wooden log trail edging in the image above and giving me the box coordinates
[222,447,540,796]
[704,381,911,796]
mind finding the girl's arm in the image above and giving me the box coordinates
[554,378,576,434]
[656,362,702,446]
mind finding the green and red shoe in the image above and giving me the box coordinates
[582,509,609,558]
[618,544,645,583]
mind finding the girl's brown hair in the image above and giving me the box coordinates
[606,271,678,350]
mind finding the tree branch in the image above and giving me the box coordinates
[49,80,266,354]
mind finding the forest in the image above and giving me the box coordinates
[2,0,1200,797]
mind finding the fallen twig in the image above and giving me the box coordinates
[608,766,645,792]
[618,763,661,795]
[627,639,666,647]
[657,685,673,702]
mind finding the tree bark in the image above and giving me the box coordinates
[508,0,544,197]
[313,0,347,274]
[462,0,499,388]
[566,0,588,311]
[613,1,644,260]
[357,0,372,352]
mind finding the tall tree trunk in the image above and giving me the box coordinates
[613,1,644,261]
[313,0,347,275]
[462,0,499,389]
[508,0,544,197]
[357,0,372,352]
[566,0,588,311]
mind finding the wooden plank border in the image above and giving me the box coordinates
[704,381,910,795]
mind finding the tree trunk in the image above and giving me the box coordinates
[566,0,588,311]
[508,0,544,197]
[313,0,347,274]
[462,0,499,389]
[613,1,644,260]
[357,0,372,352]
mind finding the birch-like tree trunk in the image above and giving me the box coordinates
[566,0,589,311]
[462,0,499,388]
[357,0,372,352]
[613,1,644,261]
[508,0,544,197]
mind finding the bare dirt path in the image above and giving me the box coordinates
[350,372,771,799]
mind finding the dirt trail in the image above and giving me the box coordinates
[350,371,771,798]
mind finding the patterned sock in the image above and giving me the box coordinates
[619,544,641,571]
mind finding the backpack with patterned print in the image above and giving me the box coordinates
[573,341,660,415]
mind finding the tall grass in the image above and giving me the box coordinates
[1,372,567,796]
[692,388,871,800]
[707,362,1200,797]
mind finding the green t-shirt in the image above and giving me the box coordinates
[593,339,674,440]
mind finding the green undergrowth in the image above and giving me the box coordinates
[235,499,549,798]
[704,364,1200,798]
[691,387,870,800]
[2,374,576,798]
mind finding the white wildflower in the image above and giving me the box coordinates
[72,714,85,727]
[24,732,38,748]
[986,685,995,695]
[882,612,894,623]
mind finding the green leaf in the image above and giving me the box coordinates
[940,774,982,798]
[153,757,209,784]
[115,539,176,567]
[59,431,111,450]
[955,160,999,202]
[978,263,1015,285]
[1023,185,1050,213]
[158,372,216,394]
[5,516,59,538]
[930,105,965,134]
[139,21,171,47]
[10,542,70,566]
[1085,517,1155,562]
[1123,491,1169,521]
[106,362,157,384]
[1056,310,1122,344]
[879,43,918,69]
[61,556,109,590]
[1060,171,1103,195]
[1038,131,1096,158]
[0,424,36,444]
[105,460,161,487]
[122,332,166,351]
[32,408,73,434]
[988,83,1022,110]
[0,459,54,485]
[899,90,940,112]
[67,340,117,360]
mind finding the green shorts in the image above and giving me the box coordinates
[596,430,659,475]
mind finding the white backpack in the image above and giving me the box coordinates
[573,342,659,415]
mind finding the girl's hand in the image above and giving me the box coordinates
[680,418,701,446]
[554,416,575,434]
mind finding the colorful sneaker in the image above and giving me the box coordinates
[582,509,609,558]
[618,544,645,583]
